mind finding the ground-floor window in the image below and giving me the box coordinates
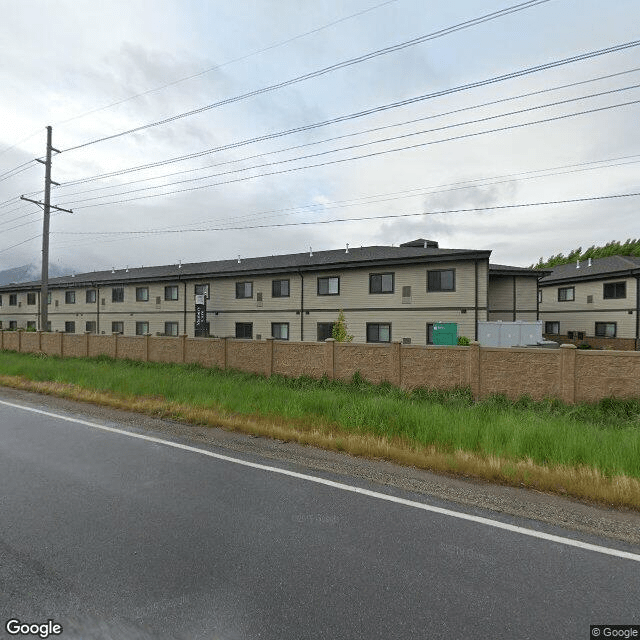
[164,322,179,336]
[86,321,97,333]
[111,321,124,334]
[426,323,434,345]
[317,322,335,341]
[136,321,149,335]
[272,323,289,340]
[595,322,616,338]
[544,321,559,334]
[9,321,17,330]
[65,321,75,333]
[26,321,36,330]
[235,322,253,339]
[366,323,391,343]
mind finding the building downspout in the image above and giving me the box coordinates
[96,285,100,334]
[298,270,304,342]
[636,276,640,351]
[512,275,517,322]
[183,280,187,337]
[474,259,479,341]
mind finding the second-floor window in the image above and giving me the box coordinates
[112,287,124,303]
[65,291,75,304]
[370,273,394,294]
[165,286,179,301]
[9,294,17,306]
[27,293,36,305]
[317,276,339,296]
[194,284,210,298]
[136,287,149,302]
[272,279,290,297]
[236,282,253,299]
[603,282,626,299]
[86,289,97,304]
[427,269,455,292]
[557,287,574,302]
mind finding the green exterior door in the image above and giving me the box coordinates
[432,322,458,345]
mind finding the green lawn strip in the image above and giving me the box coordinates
[1,351,639,479]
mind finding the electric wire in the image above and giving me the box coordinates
[54,94,640,209]
[52,71,640,200]
[53,0,400,127]
[52,192,640,241]
[56,37,640,189]
[60,0,551,153]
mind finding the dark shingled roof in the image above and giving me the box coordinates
[0,242,493,291]
[539,255,640,285]
[489,263,551,277]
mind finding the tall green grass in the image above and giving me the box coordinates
[1,351,639,479]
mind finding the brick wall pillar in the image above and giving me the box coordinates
[266,337,275,376]
[559,343,577,404]
[37,330,42,352]
[391,341,402,386]
[84,332,90,357]
[181,334,187,363]
[114,333,119,359]
[469,341,481,400]
[17,329,22,353]
[0,330,3,350]
[144,333,150,362]
[325,338,335,380]
[222,336,228,370]
[58,332,64,357]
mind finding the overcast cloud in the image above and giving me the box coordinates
[1,0,639,276]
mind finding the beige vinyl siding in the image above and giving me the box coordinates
[540,310,635,338]
[541,277,636,312]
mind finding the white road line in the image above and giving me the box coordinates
[2,397,639,562]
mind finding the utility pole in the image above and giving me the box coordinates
[21,126,72,331]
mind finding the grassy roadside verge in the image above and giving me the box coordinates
[1,350,639,509]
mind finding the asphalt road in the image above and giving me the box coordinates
[0,394,639,640]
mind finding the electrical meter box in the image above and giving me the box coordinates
[432,322,458,345]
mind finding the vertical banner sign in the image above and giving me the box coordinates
[195,294,208,336]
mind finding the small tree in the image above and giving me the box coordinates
[332,309,353,342]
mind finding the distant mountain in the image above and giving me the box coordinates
[0,263,70,286]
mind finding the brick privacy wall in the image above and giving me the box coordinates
[272,341,326,378]
[185,338,225,368]
[401,346,469,390]
[3,331,640,404]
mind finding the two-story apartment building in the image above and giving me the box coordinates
[0,239,544,345]
[539,255,640,350]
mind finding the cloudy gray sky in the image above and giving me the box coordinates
[1,0,638,276]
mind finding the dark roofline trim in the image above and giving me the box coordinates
[540,267,640,286]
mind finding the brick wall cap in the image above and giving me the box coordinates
[560,343,577,349]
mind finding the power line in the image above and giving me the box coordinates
[0,234,40,255]
[52,191,640,239]
[55,94,640,209]
[48,154,640,237]
[0,159,38,182]
[55,40,640,189]
[53,0,399,127]
[60,0,551,153]
[52,71,640,200]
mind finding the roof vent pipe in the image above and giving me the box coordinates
[125,266,129,273]
[588,258,592,267]
[424,240,427,248]
[576,259,580,269]
[309,247,313,257]
[237,255,241,263]
[111,267,115,273]
[345,243,349,254]
[178,260,182,269]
